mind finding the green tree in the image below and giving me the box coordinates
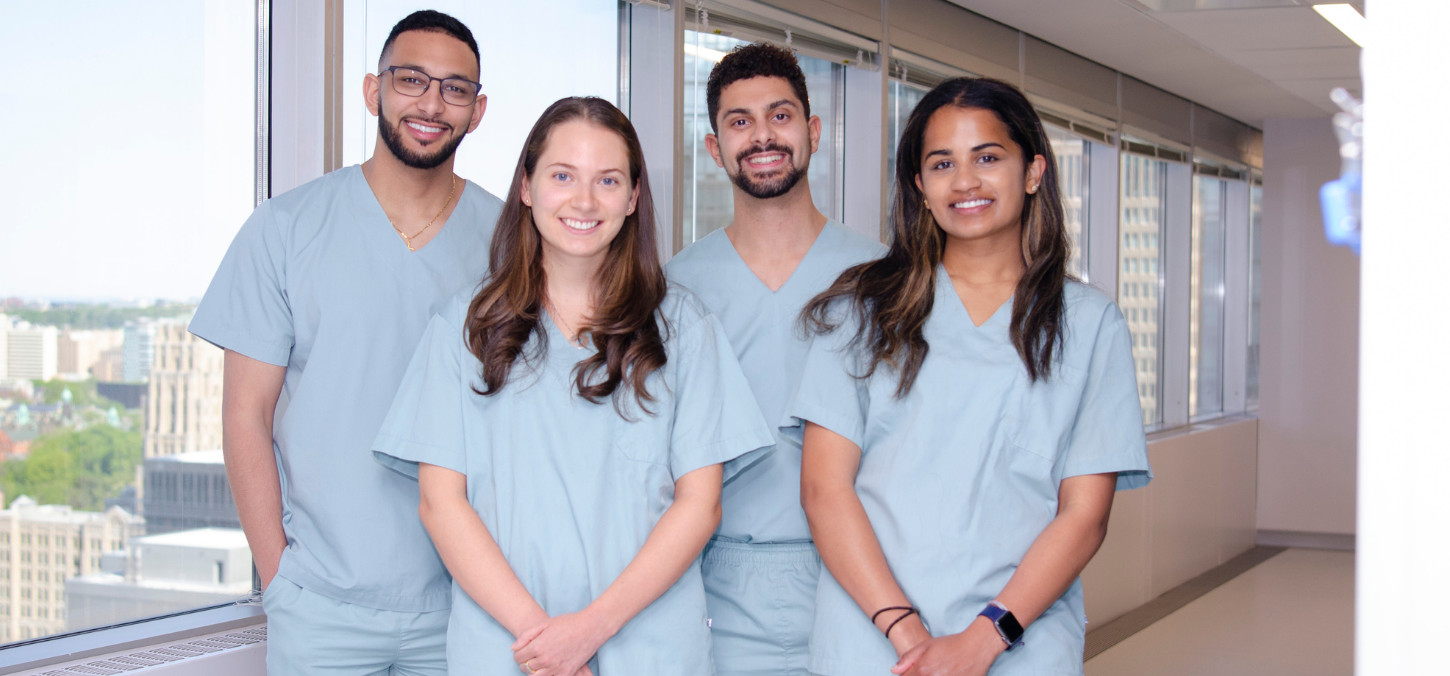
[0,426,142,511]
[11,304,194,330]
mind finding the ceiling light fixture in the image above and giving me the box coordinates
[1314,3,1367,47]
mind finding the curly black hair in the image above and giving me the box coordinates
[705,42,811,134]
[379,10,480,73]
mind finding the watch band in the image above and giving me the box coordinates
[978,601,1025,650]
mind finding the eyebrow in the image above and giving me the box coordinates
[924,142,1007,159]
[722,99,801,118]
[394,63,473,81]
[544,162,627,175]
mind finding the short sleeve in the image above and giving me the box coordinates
[1062,306,1153,491]
[188,203,295,366]
[667,314,775,482]
[372,309,471,479]
[779,309,870,451]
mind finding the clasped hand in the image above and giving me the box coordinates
[511,611,611,676]
[890,615,1008,676]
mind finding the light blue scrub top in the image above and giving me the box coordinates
[666,222,884,544]
[783,272,1152,676]
[189,165,502,612]
[372,287,774,675]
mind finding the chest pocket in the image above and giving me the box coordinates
[1001,363,1088,466]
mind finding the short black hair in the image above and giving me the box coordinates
[706,43,811,134]
[378,10,480,74]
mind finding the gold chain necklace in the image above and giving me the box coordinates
[387,175,457,252]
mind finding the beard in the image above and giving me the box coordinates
[377,98,467,170]
[728,142,807,199]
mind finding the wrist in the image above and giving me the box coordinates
[580,601,625,641]
[887,615,930,656]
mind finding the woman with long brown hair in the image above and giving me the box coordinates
[373,97,771,676]
[789,78,1152,676]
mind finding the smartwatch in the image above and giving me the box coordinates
[978,601,1025,650]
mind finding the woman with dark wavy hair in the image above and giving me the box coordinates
[373,97,771,676]
[788,78,1152,676]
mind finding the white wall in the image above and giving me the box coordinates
[1256,117,1359,536]
[1083,418,1258,625]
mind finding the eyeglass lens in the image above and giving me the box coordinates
[389,68,479,105]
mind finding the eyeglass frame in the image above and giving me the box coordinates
[380,66,483,106]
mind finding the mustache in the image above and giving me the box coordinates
[735,142,793,165]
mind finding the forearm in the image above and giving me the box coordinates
[584,465,723,637]
[992,473,1116,627]
[418,468,548,637]
[222,421,287,580]
[804,482,924,648]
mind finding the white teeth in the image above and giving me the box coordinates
[952,199,992,209]
[562,218,600,231]
[748,154,784,165]
[407,121,443,133]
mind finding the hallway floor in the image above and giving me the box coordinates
[1085,548,1354,676]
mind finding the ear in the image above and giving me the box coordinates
[808,114,822,154]
[1026,154,1048,194]
[363,73,382,117]
[466,93,488,133]
[627,182,640,216]
[704,133,725,168]
[914,173,925,195]
[519,174,533,207]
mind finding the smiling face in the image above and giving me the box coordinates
[523,120,640,273]
[706,76,820,200]
[365,30,486,169]
[915,106,1046,246]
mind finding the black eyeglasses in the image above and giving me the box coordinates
[381,67,482,106]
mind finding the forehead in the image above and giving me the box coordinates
[718,76,804,112]
[539,120,631,169]
[383,30,479,79]
[923,106,1016,150]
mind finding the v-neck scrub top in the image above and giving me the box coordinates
[372,287,774,675]
[189,165,502,612]
[666,222,884,544]
[783,272,1152,676]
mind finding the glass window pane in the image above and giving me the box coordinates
[682,30,843,246]
[1120,154,1168,428]
[0,0,256,644]
[887,79,929,188]
[1044,125,1090,279]
[1190,176,1227,419]
[1247,179,1264,408]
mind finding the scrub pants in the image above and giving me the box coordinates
[263,576,448,676]
[702,539,821,676]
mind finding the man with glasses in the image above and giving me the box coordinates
[189,11,500,675]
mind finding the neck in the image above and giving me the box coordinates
[541,249,604,321]
[726,179,827,244]
[362,139,457,208]
[941,225,1025,287]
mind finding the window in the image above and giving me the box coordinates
[1247,174,1264,408]
[887,77,930,188]
[0,0,257,645]
[1044,124,1091,279]
[1119,153,1168,427]
[1190,172,1227,419]
[682,28,844,246]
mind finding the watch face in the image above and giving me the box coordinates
[998,611,1026,644]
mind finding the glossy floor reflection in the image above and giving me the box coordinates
[1085,548,1354,676]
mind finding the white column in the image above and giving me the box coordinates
[1357,1,1450,673]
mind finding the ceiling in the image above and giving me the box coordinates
[946,0,1361,127]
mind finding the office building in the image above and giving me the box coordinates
[0,497,145,643]
[121,321,156,384]
[142,450,238,534]
[57,329,124,379]
[5,324,58,382]
[93,348,126,384]
[65,528,251,634]
[142,321,223,459]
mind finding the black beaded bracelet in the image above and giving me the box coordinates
[884,608,919,639]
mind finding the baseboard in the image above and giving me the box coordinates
[1255,529,1356,551]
